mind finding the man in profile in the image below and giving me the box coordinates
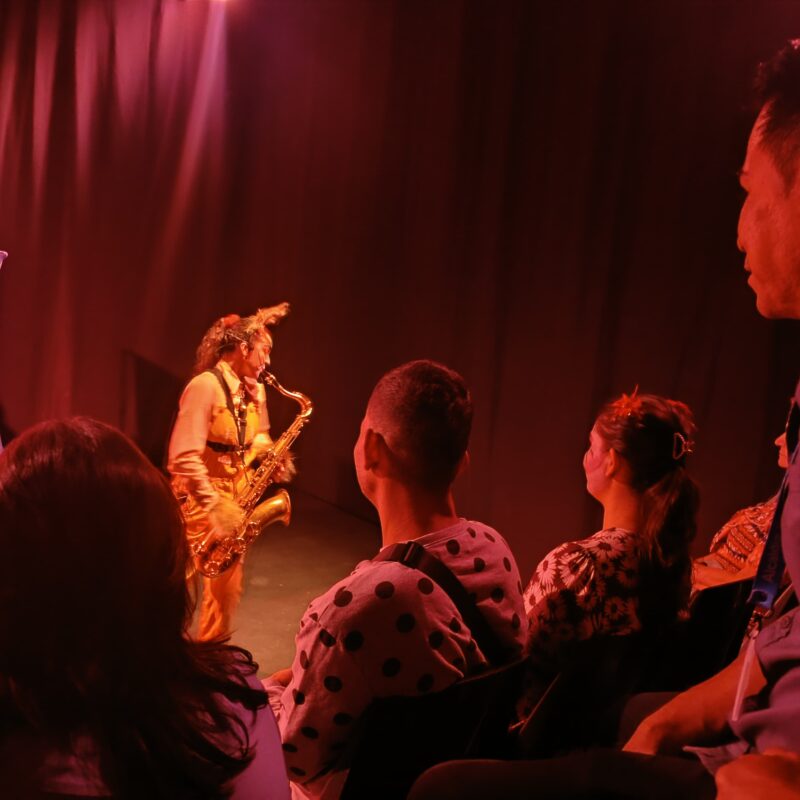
[623,38,800,798]
[265,359,528,799]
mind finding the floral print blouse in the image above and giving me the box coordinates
[523,527,644,670]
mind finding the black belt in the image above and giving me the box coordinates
[206,440,252,454]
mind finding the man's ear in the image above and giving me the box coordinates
[362,428,384,473]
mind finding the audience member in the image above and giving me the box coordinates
[693,431,788,592]
[524,391,699,673]
[0,418,289,800]
[264,360,528,799]
[622,36,800,789]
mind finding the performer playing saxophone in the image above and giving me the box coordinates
[168,302,295,641]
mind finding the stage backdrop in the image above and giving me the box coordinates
[1,0,799,577]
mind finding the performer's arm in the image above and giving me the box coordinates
[168,374,220,512]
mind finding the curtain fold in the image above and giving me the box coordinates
[1,0,799,574]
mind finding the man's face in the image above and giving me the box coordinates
[737,108,800,319]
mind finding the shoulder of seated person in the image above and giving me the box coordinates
[310,560,445,625]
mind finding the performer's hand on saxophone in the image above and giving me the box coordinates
[208,496,245,542]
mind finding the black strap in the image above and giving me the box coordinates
[374,540,509,666]
[209,367,248,454]
[206,439,253,454]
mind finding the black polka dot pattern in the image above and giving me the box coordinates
[334,588,353,607]
[375,581,395,599]
[283,519,527,779]
[344,630,364,651]
[396,613,416,633]
[319,629,336,647]
[382,658,401,677]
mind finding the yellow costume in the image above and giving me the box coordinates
[168,360,271,640]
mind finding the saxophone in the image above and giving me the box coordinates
[188,371,313,578]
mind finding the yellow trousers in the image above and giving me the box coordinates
[197,557,244,641]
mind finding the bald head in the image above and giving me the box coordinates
[366,360,473,492]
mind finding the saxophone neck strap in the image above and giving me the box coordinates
[209,367,248,452]
[374,539,509,667]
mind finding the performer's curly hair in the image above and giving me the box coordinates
[193,302,289,375]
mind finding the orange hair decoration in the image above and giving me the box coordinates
[613,385,641,419]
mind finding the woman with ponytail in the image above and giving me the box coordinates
[523,390,699,672]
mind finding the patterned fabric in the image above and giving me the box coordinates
[523,528,644,670]
[707,496,777,573]
[267,519,528,799]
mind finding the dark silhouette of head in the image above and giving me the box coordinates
[0,418,264,799]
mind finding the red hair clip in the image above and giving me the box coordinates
[612,385,641,419]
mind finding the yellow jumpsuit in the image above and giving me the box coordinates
[168,360,271,640]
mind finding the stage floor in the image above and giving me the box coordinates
[211,490,379,677]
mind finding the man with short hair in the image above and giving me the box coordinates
[623,38,800,797]
[267,360,527,799]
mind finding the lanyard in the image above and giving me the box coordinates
[732,397,799,721]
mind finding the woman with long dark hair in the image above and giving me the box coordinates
[523,390,700,671]
[0,418,289,799]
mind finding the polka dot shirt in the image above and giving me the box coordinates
[272,519,527,793]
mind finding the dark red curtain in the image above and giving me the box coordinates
[1,0,799,576]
